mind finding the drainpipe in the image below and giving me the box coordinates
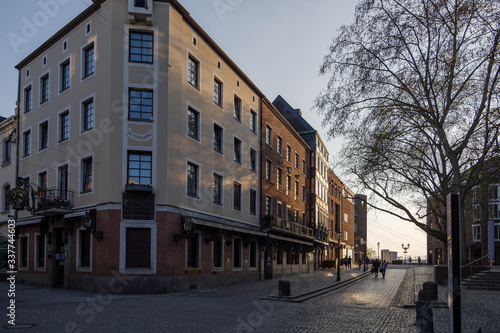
[14,69,21,221]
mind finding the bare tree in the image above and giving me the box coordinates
[316,0,500,260]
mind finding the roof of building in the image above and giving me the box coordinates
[0,116,6,123]
[15,0,264,98]
[272,95,315,134]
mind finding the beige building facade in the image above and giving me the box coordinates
[13,0,264,293]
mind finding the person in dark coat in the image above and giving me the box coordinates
[372,259,381,277]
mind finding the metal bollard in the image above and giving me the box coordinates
[420,304,435,333]
[414,290,424,326]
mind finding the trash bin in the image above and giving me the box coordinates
[279,279,291,297]
[423,281,438,302]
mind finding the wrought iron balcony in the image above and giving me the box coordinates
[33,188,73,215]
[263,215,313,238]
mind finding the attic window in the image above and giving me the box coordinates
[43,56,47,66]
[217,61,221,69]
[237,80,240,87]
[193,37,197,46]
[135,0,147,8]
[63,41,67,51]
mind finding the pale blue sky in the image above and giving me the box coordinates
[0,0,427,258]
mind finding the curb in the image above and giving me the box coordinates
[261,271,372,303]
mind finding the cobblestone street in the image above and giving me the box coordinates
[1,266,499,332]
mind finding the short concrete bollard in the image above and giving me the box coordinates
[420,304,435,333]
[278,279,291,297]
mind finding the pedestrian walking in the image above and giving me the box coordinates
[380,260,388,278]
[358,258,362,270]
[344,256,348,270]
[348,256,352,269]
[418,256,421,266]
[372,259,380,277]
[365,257,370,271]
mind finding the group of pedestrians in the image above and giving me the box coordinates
[370,258,388,278]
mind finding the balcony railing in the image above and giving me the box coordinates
[263,215,313,238]
[34,187,73,212]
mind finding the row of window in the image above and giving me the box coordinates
[473,203,500,221]
[265,125,306,172]
[16,229,258,272]
[264,195,305,225]
[472,184,500,202]
[471,223,500,242]
[187,53,258,131]
[186,161,257,213]
[187,107,258,169]
[24,43,94,112]
[21,98,94,158]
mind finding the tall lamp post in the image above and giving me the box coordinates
[402,243,410,265]
[377,242,380,260]
[337,232,341,281]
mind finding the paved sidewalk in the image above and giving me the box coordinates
[1,265,499,332]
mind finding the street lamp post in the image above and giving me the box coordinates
[377,242,380,260]
[337,232,341,281]
[402,243,410,265]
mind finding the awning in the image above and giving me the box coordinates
[269,234,313,246]
[191,218,267,237]
[15,216,44,226]
[63,211,87,219]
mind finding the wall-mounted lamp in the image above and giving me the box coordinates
[84,209,103,242]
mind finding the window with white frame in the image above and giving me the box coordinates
[126,227,151,267]
[187,162,199,197]
[24,86,32,113]
[266,125,272,146]
[35,233,46,269]
[3,140,11,164]
[78,228,92,269]
[277,136,283,155]
[277,168,283,192]
[265,195,272,216]
[59,111,70,142]
[250,189,256,215]
[233,95,242,122]
[473,205,481,221]
[265,159,272,182]
[213,78,222,107]
[40,74,49,103]
[490,203,500,219]
[286,145,291,163]
[187,107,200,140]
[81,157,93,193]
[472,225,481,242]
[212,237,223,269]
[60,60,70,92]
[187,55,199,88]
[213,173,223,205]
[186,233,200,268]
[129,89,153,121]
[233,137,242,164]
[250,148,257,172]
[250,110,257,134]
[233,237,242,268]
[23,130,31,157]
[39,121,48,150]
[490,184,500,201]
[83,43,95,77]
[213,123,223,153]
[233,182,241,211]
[82,98,94,132]
[129,31,153,64]
[127,151,152,185]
